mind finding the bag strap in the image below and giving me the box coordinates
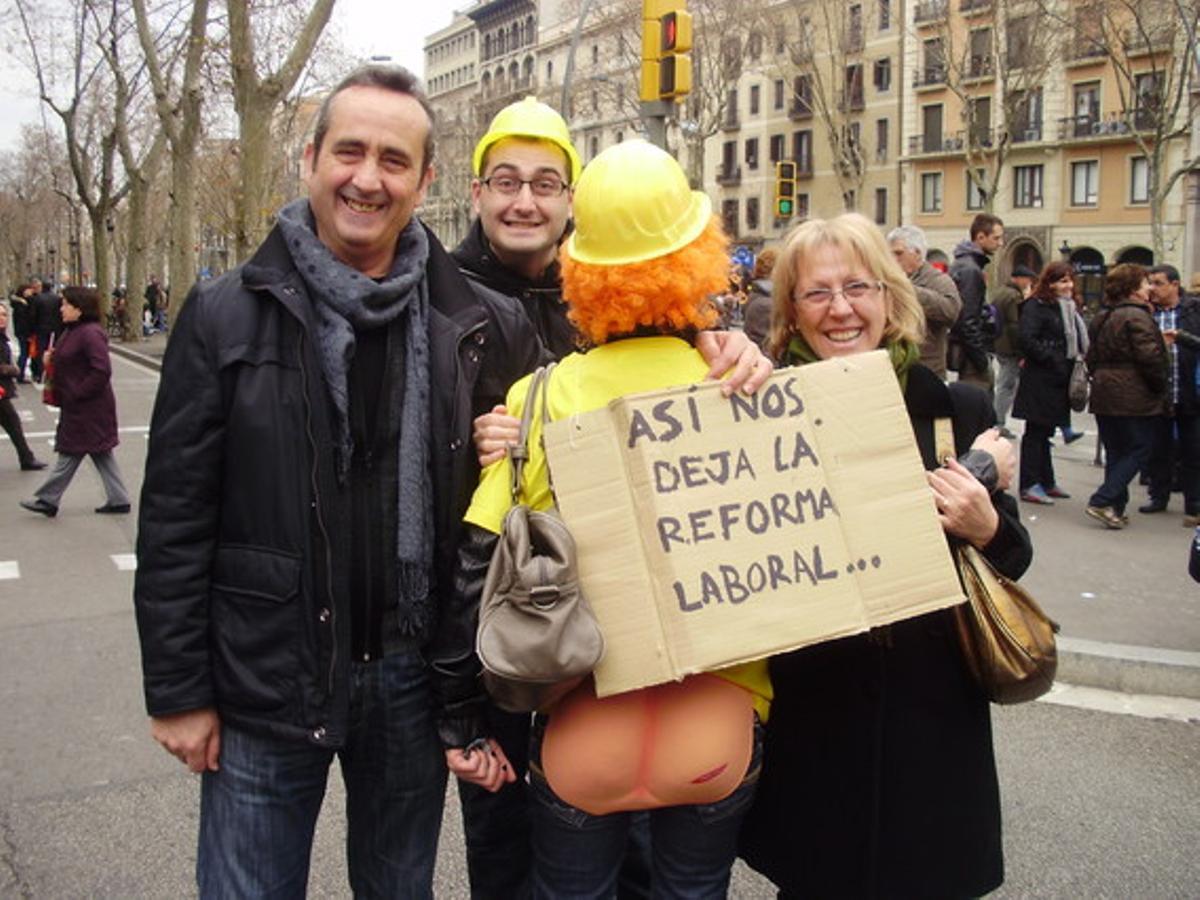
[933,416,955,466]
[509,362,557,506]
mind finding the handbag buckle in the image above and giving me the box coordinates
[530,585,561,609]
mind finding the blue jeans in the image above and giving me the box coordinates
[1090,415,1155,513]
[528,715,762,900]
[198,648,448,899]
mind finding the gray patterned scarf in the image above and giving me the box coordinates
[276,199,434,634]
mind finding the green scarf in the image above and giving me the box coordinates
[783,334,921,390]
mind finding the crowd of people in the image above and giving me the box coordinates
[1,58,1196,898]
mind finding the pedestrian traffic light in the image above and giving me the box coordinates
[640,0,692,102]
[775,160,797,218]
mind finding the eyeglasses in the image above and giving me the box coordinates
[794,280,883,308]
[481,174,569,198]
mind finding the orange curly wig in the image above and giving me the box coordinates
[560,217,729,346]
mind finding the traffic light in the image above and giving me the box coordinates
[640,1,692,102]
[775,160,797,218]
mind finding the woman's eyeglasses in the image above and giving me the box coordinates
[794,280,883,308]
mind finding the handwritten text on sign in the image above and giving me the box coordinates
[542,351,964,696]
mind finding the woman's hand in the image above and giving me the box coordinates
[445,738,517,793]
[695,331,774,397]
[927,457,1000,549]
[473,405,520,467]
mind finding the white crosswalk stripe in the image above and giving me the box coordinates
[0,561,19,580]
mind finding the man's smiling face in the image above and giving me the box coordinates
[303,85,433,277]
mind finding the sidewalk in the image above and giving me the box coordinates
[110,333,1200,701]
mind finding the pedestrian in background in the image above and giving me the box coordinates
[888,224,962,379]
[742,247,777,350]
[9,282,36,382]
[1084,264,1168,529]
[19,287,129,517]
[949,213,1004,395]
[0,303,47,472]
[30,278,61,382]
[992,263,1036,437]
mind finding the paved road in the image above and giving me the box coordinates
[0,343,1196,897]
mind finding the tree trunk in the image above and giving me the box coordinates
[167,140,198,309]
[122,140,165,342]
[234,94,275,263]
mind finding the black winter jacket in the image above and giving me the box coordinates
[134,222,545,749]
[452,218,578,358]
[948,240,992,372]
[1013,296,1070,426]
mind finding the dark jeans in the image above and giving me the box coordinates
[197,648,447,899]
[528,715,762,900]
[0,398,37,466]
[1089,415,1156,513]
[1147,414,1200,513]
[458,706,653,900]
[15,334,30,380]
[1019,421,1056,491]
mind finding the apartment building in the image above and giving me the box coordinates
[900,0,1191,301]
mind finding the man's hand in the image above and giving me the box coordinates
[151,708,221,773]
[445,738,516,793]
[970,427,1015,492]
[473,405,520,467]
[696,331,774,397]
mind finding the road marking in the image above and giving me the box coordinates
[1041,683,1200,724]
[111,554,137,571]
[19,409,33,422]
[0,561,19,580]
[5,425,152,441]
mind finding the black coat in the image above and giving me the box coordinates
[134,222,545,748]
[740,365,1033,899]
[948,240,991,371]
[33,289,61,337]
[452,217,578,359]
[1012,296,1070,426]
[51,321,119,454]
[1167,295,1200,416]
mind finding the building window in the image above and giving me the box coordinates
[591,44,599,65]
[844,189,857,210]
[968,28,992,78]
[844,64,864,109]
[750,84,761,115]
[1134,72,1163,129]
[1006,15,1033,69]
[922,104,943,153]
[774,79,785,110]
[966,169,987,210]
[873,57,891,92]
[878,0,890,31]
[874,187,887,225]
[745,138,760,170]
[875,118,889,161]
[921,173,943,213]
[747,197,761,231]
[1130,156,1149,204]
[1013,164,1044,208]
[797,193,810,219]
[589,136,600,160]
[1071,160,1099,206]
[721,140,736,176]
[793,129,813,174]
[722,199,739,238]
[769,133,786,163]
[748,31,763,60]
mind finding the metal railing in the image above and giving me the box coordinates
[914,0,949,24]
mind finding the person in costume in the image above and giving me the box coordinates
[451,139,771,898]
[738,213,1032,899]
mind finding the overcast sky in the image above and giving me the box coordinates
[0,0,467,152]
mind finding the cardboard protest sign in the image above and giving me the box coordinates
[541,349,964,697]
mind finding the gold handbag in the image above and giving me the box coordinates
[935,418,1058,704]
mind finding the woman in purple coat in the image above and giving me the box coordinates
[19,287,130,517]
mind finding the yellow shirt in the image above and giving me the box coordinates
[466,336,772,720]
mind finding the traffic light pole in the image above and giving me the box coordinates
[641,99,672,149]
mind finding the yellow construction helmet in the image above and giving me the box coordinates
[472,96,582,184]
[567,139,711,266]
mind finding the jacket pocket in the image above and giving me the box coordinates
[210,544,304,713]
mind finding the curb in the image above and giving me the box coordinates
[110,341,163,371]
[1057,637,1200,700]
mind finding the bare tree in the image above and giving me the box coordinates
[226,0,336,261]
[0,127,74,288]
[133,0,211,315]
[923,0,1059,213]
[1041,0,1199,257]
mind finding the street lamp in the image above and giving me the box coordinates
[1059,240,1072,260]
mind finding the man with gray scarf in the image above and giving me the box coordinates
[134,65,543,896]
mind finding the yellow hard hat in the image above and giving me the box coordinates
[472,96,582,184]
[566,139,711,266]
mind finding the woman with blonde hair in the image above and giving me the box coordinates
[740,213,1032,898]
[449,139,771,898]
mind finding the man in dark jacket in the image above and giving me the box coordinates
[992,263,1036,436]
[9,281,36,382]
[450,96,770,900]
[134,65,545,897]
[949,213,1004,395]
[1143,264,1200,526]
[30,278,62,382]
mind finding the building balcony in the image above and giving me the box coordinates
[914,0,949,25]
[840,91,866,112]
[795,158,814,178]
[845,28,864,54]
[913,67,947,89]
[716,165,742,186]
[1064,36,1108,64]
[1010,123,1043,144]
[964,57,994,81]
[1057,112,1139,140]
[1123,25,1173,57]
[788,100,813,121]
[722,113,741,132]
[960,0,992,15]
